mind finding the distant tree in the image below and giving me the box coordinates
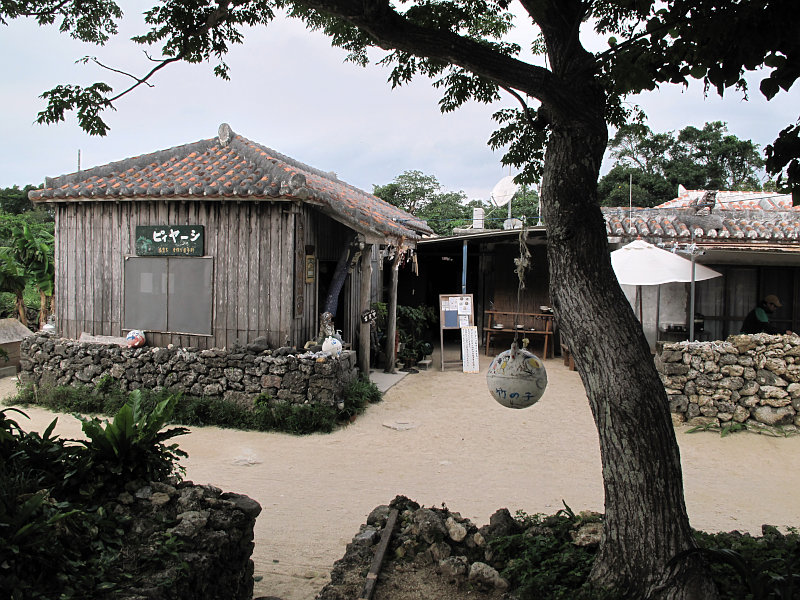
[598,164,674,207]
[599,122,766,206]
[374,171,473,236]
[372,170,440,215]
[416,190,472,235]
[670,122,765,190]
[0,185,38,214]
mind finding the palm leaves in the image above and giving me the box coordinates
[0,224,54,327]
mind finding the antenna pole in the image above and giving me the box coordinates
[78,149,81,172]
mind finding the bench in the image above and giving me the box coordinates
[484,310,554,358]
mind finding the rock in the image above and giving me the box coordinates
[753,405,795,426]
[570,521,602,547]
[688,416,718,427]
[413,509,447,544]
[468,562,509,591]
[427,541,452,563]
[150,492,172,507]
[446,516,468,542]
[353,528,379,545]
[245,336,270,353]
[366,505,391,527]
[478,508,520,542]
[757,369,788,387]
[733,405,750,423]
[438,556,469,583]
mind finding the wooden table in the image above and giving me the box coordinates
[483,310,554,358]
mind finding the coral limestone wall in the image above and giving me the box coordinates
[19,334,358,406]
[657,334,800,432]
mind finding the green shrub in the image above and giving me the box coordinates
[338,376,382,420]
[690,527,800,599]
[15,377,380,435]
[77,391,189,493]
[0,402,183,599]
[491,505,620,599]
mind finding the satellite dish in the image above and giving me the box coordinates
[491,175,518,207]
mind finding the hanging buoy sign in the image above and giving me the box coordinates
[487,342,547,409]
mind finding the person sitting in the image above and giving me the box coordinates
[741,294,789,334]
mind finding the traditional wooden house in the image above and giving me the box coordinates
[604,188,800,346]
[29,124,431,368]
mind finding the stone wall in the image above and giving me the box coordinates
[656,333,800,432]
[19,334,359,406]
[116,480,261,600]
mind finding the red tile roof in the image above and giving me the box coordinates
[603,207,800,242]
[654,186,796,211]
[29,124,432,243]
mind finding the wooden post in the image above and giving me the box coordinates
[358,243,372,375]
[384,246,402,373]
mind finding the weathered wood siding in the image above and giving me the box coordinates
[54,199,364,350]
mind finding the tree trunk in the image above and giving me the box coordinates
[15,291,27,327]
[39,290,48,329]
[541,116,717,599]
[323,239,357,317]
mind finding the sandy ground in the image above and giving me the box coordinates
[4,349,800,600]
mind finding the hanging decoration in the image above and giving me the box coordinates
[487,341,547,408]
[487,227,548,408]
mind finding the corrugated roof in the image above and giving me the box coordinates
[29,123,432,243]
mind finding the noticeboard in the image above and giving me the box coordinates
[439,293,476,371]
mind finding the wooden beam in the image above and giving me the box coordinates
[360,508,399,600]
[384,247,402,373]
[358,243,373,375]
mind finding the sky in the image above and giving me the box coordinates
[1,5,799,203]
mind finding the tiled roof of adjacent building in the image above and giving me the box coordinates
[654,185,796,211]
[603,207,800,242]
[604,186,800,245]
[29,123,432,243]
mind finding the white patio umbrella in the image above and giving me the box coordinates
[611,239,722,341]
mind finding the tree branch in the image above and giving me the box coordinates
[294,0,566,108]
[85,57,155,88]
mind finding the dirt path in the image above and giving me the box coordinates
[5,353,800,600]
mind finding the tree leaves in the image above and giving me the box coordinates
[36,83,114,136]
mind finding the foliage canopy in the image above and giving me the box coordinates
[2,0,798,193]
[598,121,768,207]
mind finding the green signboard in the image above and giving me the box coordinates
[135,225,205,256]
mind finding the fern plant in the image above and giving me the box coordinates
[77,390,189,490]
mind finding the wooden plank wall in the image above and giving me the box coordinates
[54,199,316,350]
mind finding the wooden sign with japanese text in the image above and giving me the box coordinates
[135,225,205,256]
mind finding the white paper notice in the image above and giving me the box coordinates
[461,326,480,373]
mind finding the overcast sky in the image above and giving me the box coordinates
[2,5,798,202]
